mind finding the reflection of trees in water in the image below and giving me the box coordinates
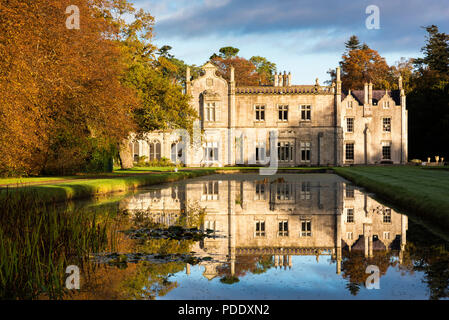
[340,250,397,296]
[400,220,449,300]
[216,255,275,284]
[69,202,206,299]
[118,261,185,300]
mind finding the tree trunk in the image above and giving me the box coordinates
[118,140,133,169]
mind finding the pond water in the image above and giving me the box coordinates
[26,174,449,299]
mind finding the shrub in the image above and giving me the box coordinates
[137,157,175,167]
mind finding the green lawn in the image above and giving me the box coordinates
[0,168,217,203]
[334,166,449,229]
[0,167,178,186]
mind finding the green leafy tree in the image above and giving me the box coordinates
[250,56,277,85]
[218,46,240,58]
[112,2,198,168]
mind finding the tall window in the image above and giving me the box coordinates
[383,209,392,223]
[205,102,216,121]
[300,182,311,200]
[345,143,354,161]
[278,105,288,121]
[383,118,391,132]
[278,142,294,162]
[383,101,390,109]
[382,142,391,160]
[346,208,354,223]
[301,105,311,121]
[255,181,266,200]
[255,142,266,163]
[171,142,183,163]
[255,221,266,237]
[301,220,312,237]
[347,232,354,240]
[345,184,355,198]
[255,105,265,121]
[203,181,219,200]
[276,183,294,200]
[347,101,353,109]
[278,220,288,237]
[346,118,354,133]
[149,141,161,161]
[300,142,311,162]
[204,142,219,162]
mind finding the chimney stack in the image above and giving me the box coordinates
[364,83,369,105]
[368,82,373,105]
[274,72,279,86]
[288,72,292,86]
[336,67,341,95]
[230,66,235,83]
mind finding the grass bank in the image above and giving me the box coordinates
[334,166,449,230]
[0,169,216,204]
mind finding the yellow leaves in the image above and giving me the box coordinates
[0,0,141,176]
[341,47,392,90]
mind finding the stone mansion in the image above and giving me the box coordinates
[130,62,408,166]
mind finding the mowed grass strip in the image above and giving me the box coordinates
[334,166,449,227]
[0,169,216,203]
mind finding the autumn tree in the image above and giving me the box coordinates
[390,57,415,93]
[211,56,260,86]
[0,0,137,176]
[339,44,392,90]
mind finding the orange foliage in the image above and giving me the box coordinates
[211,56,260,86]
[0,0,137,176]
[340,47,392,90]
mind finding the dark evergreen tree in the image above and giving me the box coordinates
[345,35,361,51]
[414,25,449,74]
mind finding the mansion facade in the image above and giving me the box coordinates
[130,62,408,166]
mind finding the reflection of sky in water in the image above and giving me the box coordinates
[108,174,448,300]
[158,256,430,300]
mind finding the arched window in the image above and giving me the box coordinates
[149,141,161,161]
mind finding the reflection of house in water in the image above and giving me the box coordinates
[120,174,407,280]
[120,185,187,226]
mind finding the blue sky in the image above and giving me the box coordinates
[133,0,449,84]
